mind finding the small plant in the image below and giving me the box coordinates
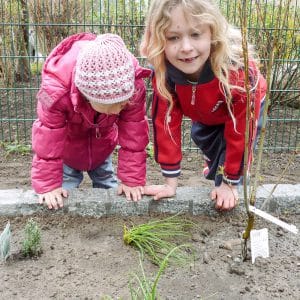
[22,218,42,257]
[0,222,11,261]
[30,61,43,76]
[146,142,154,159]
[129,246,186,299]
[123,215,194,266]
[1,142,31,157]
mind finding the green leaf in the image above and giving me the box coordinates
[0,222,11,261]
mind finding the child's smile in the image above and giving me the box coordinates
[179,55,200,63]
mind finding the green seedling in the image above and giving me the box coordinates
[146,142,154,160]
[123,215,194,266]
[129,245,186,299]
[22,218,42,257]
[1,142,31,157]
[30,61,43,76]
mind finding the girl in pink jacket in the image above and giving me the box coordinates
[31,33,151,209]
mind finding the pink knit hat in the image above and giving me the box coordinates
[74,34,135,104]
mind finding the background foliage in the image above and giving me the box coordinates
[0,0,299,150]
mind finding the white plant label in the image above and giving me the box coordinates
[249,205,298,234]
[250,228,269,264]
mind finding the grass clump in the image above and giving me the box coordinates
[1,142,31,157]
[129,246,185,299]
[22,218,42,257]
[146,142,154,159]
[30,61,43,76]
[123,214,194,266]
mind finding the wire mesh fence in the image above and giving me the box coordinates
[0,0,299,151]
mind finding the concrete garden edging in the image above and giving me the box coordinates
[0,184,299,217]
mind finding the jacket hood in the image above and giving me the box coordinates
[42,33,96,87]
[40,33,97,107]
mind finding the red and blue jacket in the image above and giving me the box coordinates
[151,61,267,182]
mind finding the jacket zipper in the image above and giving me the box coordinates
[94,112,101,139]
[191,85,196,105]
[95,127,100,139]
[88,132,92,169]
[74,107,101,169]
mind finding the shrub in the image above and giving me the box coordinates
[22,218,42,257]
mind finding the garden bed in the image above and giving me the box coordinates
[0,145,299,299]
[1,212,299,299]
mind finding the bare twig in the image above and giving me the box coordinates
[260,147,299,210]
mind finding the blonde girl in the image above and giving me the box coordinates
[142,0,266,210]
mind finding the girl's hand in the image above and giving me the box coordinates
[118,184,145,202]
[211,182,239,211]
[38,187,68,210]
[143,177,178,200]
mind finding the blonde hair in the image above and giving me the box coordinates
[140,0,259,126]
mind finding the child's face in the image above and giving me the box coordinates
[164,5,212,82]
[90,100,129,115]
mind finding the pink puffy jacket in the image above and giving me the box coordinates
[31,33,151,193]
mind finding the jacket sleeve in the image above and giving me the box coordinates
[117,65,151,186]
[31,87,68,193]
[223,94,248,181]
[223,66,266,183]
[151,77,183,178]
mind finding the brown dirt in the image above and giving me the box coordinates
[0,146,299,190]
[0,147,299,299]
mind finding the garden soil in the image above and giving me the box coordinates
[0,148,299,299]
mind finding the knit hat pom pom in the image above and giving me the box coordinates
[74,33,135,104]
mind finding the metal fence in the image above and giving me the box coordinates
[0,0,299,151]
